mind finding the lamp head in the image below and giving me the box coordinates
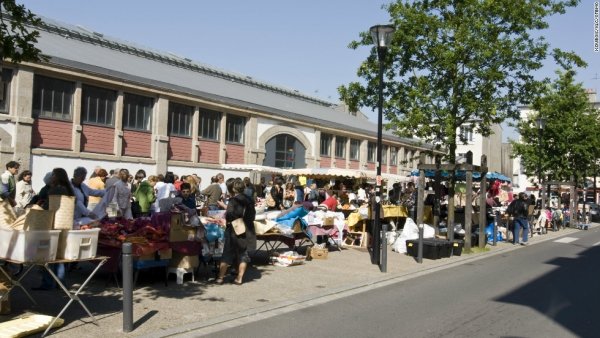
[536,117,546,129]
[369,24,395,49]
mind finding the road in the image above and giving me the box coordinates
[198,228,600,338]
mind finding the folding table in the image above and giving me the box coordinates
[0,256,108,337]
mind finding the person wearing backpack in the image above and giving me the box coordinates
[507,192,530,245]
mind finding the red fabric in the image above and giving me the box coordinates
[321,196,338,211]
[170,241,202,255]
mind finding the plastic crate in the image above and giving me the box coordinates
[57,228,100,260]
[406,238,452,260]
[0,229,60,262]
[452,239,464,256]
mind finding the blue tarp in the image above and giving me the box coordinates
[410,169,511,183]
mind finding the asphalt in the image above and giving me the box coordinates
[3,223,595,338]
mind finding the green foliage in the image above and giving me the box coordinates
[338,0,580,164]
[511,68,600,183]
[0,0,47,64]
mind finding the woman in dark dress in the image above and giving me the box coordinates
[216,178,256,285]
[34,168,75,290]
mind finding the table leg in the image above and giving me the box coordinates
[42,259,107,337]
[0,264,37,305]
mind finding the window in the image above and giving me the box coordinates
[335,136,346,158]
[168,102,193,137]
[320,133,332,156]
[459,125,473,142]
[350,139,360,161]
[406,151,413,167]
[199,109,221,140]
[275,135,297,168]
[123,93,153,131]
[0,68,13,114]
[225,114,245,143]
[390,147,397,165]
[32,75,74,120]
[381,145,389,165]
[367,142,376,162]
[82,84,116,126]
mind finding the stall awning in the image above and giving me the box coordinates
[410,169,511,183]
[282,168,367,179]
[221,164,283,174]
[281,168,410,182]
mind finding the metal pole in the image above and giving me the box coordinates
[373,46,386,268]
[493,210,499,246]
[122,242,133,333]
[417,223,424,263]
[539,125,545,212]
[417,157,426,263]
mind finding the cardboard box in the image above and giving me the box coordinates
[170,214,197,242]
[308,246,328,260]
[169,252,199,269]
[138,248,172,261]
[170,227,196,242]
[323,217,335,226]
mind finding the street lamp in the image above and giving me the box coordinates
[370,24,395,272]
[536,117,546,211]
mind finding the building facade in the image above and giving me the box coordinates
[0,16,441,191]
[455,122,504,173]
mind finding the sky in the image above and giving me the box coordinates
[16,0,600,141]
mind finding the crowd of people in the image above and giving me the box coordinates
[1,160,425,286]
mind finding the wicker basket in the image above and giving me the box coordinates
[0,198,16,229]
[49,195,75,230]
[23,207,54,231]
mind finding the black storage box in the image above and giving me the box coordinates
[406,239,452,260]
[451,239,464,256]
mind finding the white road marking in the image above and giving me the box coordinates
[553,237,578,244]
[593,241,600,247]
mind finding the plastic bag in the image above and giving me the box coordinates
[204,223,224,242]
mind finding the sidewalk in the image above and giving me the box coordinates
[7,224,594,337]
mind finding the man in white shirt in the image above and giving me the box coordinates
[0,161,19,207]
[357,184,367,204]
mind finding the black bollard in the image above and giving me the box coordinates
[122,242,133,332]
[417,223,423,264]
[381,223,387,272]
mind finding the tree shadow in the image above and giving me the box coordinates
[495,245,600,337]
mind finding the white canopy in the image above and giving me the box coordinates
[282,168,410,182]
[281,168,367,179]
[221,164,283,174]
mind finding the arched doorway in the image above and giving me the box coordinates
[263,134,306,169]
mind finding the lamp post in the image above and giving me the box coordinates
[536,117,546,211]
[370,24,395,271]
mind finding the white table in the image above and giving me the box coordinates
[0,256,108,337]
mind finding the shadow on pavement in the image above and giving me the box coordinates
[495,245,600,337]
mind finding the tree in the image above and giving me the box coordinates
[512,67,600,189]
[0,0,46,65]
[339,0,581,236]
[339,0,580,165]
